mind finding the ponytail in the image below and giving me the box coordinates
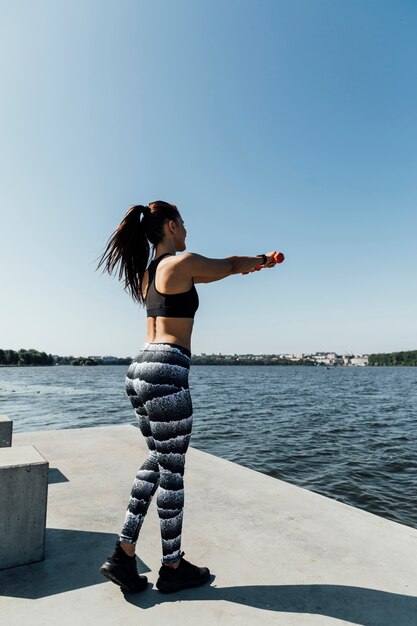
[96,201,180,305]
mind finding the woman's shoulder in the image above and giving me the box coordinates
[161,252,200,270]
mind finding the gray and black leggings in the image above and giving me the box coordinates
[120,342,193,564]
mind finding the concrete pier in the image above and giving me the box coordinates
[0,415,12,447]
[0,445,48,569]
[0,424,416,625]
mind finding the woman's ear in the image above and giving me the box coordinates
[162,219,174,237]
[167,219,177,234]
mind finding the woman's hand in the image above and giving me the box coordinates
[245,251,284,273]
[265,251,280,267]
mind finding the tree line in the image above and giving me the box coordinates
[0,349,131,366]
[0,348,54,366]
[368,350,417,366]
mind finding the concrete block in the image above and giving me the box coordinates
[0,446,49,570]
[0,415,12,447]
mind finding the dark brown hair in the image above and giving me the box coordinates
[96,200,180,305]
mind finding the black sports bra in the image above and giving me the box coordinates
[145,254,199,319]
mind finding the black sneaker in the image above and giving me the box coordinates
[156,552,210,594]
[100,541,148,593]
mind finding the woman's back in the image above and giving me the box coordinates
[142,254,197,351]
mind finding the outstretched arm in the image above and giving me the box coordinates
[178,252,279,284]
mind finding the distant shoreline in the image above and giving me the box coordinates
[2,362,417,368]
[1,348,416,367]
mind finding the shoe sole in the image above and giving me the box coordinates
[100,563,148,593]
[156,572,211,594]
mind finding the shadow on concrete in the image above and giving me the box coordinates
[124,583,417,626]
[48,468,69,484]
[0,528,150,598]
[1,529,415,626]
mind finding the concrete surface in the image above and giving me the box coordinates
[0,445,48,569]
[0,424,416,625]
[0,415,12,447]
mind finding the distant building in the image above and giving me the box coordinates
[101,356,120,363]
[350,356,368,366]
[313,354,328,364]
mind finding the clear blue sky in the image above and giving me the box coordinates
[1,0,416,357]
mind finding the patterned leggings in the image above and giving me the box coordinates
[120,342,193,564]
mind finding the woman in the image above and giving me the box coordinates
[96,200,280,594]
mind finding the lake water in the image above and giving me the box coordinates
[1,364,416,529]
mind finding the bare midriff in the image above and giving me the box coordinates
[145,317,194,352]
